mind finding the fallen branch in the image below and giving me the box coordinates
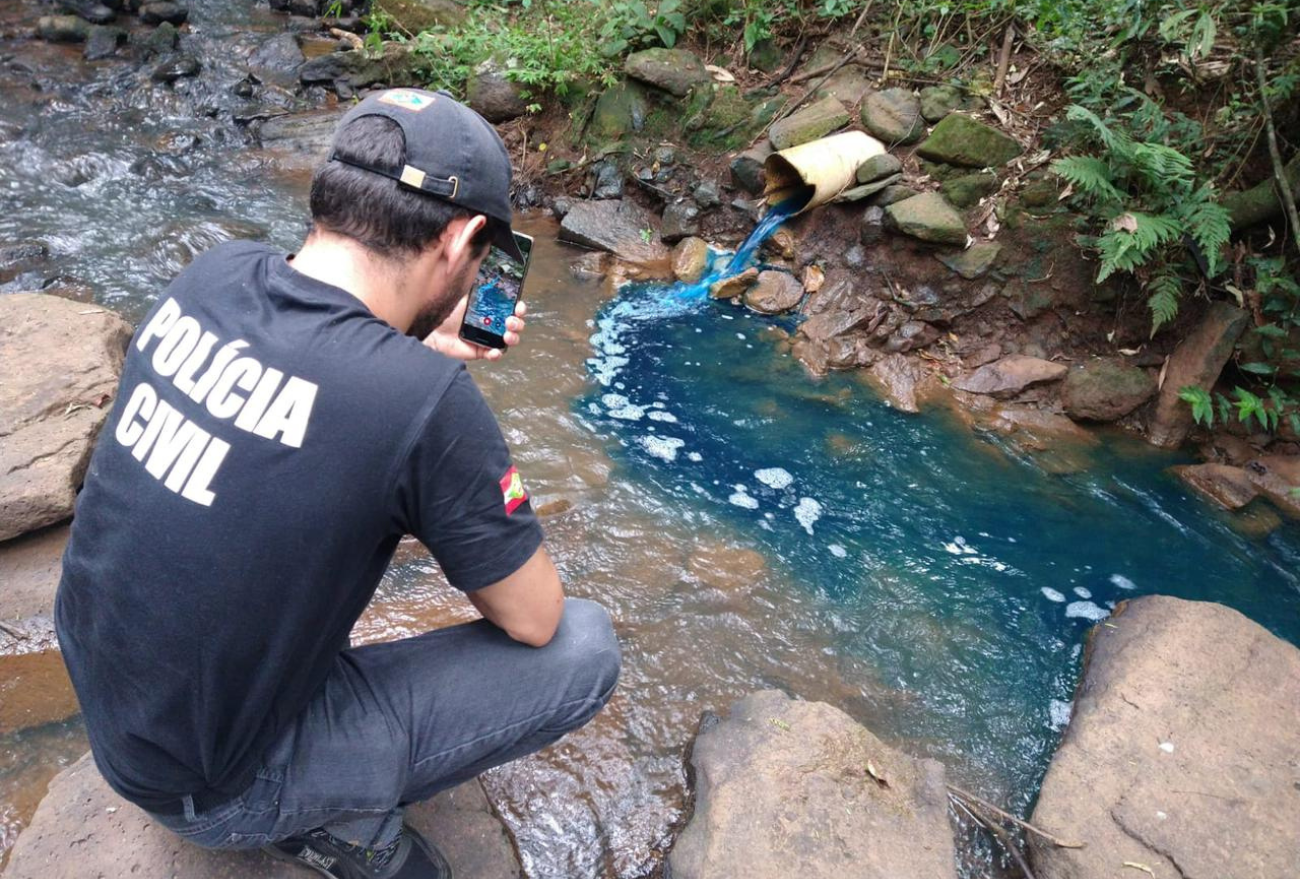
[946,784,1084,849]
[1256,47,1300,254]
[764,34,809,88]
[762,46,866,141]
[994,22,1016,97]
[977,802,1040,879]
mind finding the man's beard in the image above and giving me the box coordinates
[407,259,478,340]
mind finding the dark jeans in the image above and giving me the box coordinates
[150,598,620,851]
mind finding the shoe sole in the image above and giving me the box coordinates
[262,843,345,879]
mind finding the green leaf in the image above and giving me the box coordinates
[655,23,676,47]
[1179,386,1214,426]
[1255,324,1289,338]
[1051,156,1124,204]
[1157,8,1198,42]
[1189,11,1216,59]
[1240,362,1277,375]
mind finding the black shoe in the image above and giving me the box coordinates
[264,824,453,879]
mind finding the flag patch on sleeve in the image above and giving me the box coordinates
[499,466,527,515]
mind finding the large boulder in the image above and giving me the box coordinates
[247,33,306,89]
[558,199,670,266]
[465,64,529,123]
[883,192,967,245]
[864,353,925,413]
[4,753,522,879]
[951,354,1067,399]
[0,295,133,543]
[667,690,957,879]
[624,48,710,97]
[1170,463,1260,510]
[768,96,850,151]
[860,89,925,145]
[1061,358,1157,422]
[1147,303,1249,448]
[671,237,710,283]
[743,270,803,314]
[1030,596,1300,879]
[589,81,650,141]
[916,114,1022,168]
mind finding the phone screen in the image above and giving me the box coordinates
[460,232,533,349]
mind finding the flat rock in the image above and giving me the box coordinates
[916,114,1022,168]
[624,48,710,97]
[1060,358,1156,422]
[860,88,925,145]
[744,270,803,314]
[884,192,967,245]
[667,690,957,879]
[4,753,521,879]
[1030,596,1300,879]
[863,354,924,413]
[247,33,305,89]
[0,649,78,735]
[0,294,133,542]
[671,237,710,283]
[139,2,189,26]
[257,109,344,172]
[1243,454,1300,518]
[558,199,670,266]
[855,152,902,184]
[709,267,759,301]
[768,96,850,151]
[1147,303,1249,448]
[0,524,69,623]
[36,15,90,43]
[940,171,999,209]
[936,242,1000,279]
[1170,463,1258,510]
[951,354,1067,399]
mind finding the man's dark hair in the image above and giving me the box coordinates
[309,115,492,259]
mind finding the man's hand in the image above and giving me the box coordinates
[423,297,528,362]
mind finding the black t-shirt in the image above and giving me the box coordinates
[55,240,543,808]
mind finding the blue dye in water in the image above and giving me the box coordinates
[582,264,1300,806]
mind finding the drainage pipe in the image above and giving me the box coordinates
[763,130,886,213]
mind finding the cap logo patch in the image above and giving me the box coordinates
[377,89,434,111]
[500,466,527,515]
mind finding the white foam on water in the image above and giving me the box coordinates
[754,467,794,490]
[828,544,847,558]
[1041,587,1066,603]
[1049,699,1073,729]
[1065,601,1109,621]
[736,332,746,340]
[687,452,703,462]
[1073,587,1092,599]
[1110,573,1136,590]
[647,410,678,423]
[638,435,684,462]
[794,497,822,535]
[601,393,645,421]
[728,485,759,510]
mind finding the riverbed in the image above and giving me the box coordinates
[2,1,1299,876]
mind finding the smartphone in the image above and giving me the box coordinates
[459,231,534,350]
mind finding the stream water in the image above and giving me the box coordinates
[3,2,1300,876]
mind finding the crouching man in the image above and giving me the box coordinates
[55,88,620,879]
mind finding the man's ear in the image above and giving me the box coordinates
[444,214,490,267]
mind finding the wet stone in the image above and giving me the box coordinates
[83,25,126,60]
[151,53,201,83]
[917,113,1022,168]
[692,179,721,208]
[1060,358,1156,422]
[940,172,999,209]
[248,33,306,88]
[871,184,918,207]
[139,1,189,25]
[843,243,866,269]
[671,237,710,284]
[709,267,759,301]
[590,161,624,200]
[744,270,803,314]
[0,242,50,285]
[653,146,676,166]
[860,205,885,245]
[883,192,967,245]
[661,200,701,243]
[36,15,91,43]
[136,20,178,56]
[936,241,1001,279]
[60,0,116,24]
[589,81,649,141]
[624,48,710,97]
[466,65,529,123]
[952,354,1067,399]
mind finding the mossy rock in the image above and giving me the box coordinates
[748,38,784,73]
[768,95,849,151]
[625,48,711,97]
[917,114,1023,168]
[589,80,651,142]
[860,89,925,145]
[375,0,465,33]
[884,192,967,245]
[686,86,769,151]
[940,172,999,209]
[919,85,963,122]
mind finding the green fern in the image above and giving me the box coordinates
[1147,272,1182,332]
[1051,156,1123,204]
[1180,191,1231,276]
[1095,212,1182,282]
[1064,105,1124,152]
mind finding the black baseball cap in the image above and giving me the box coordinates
[329,87,524,262]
